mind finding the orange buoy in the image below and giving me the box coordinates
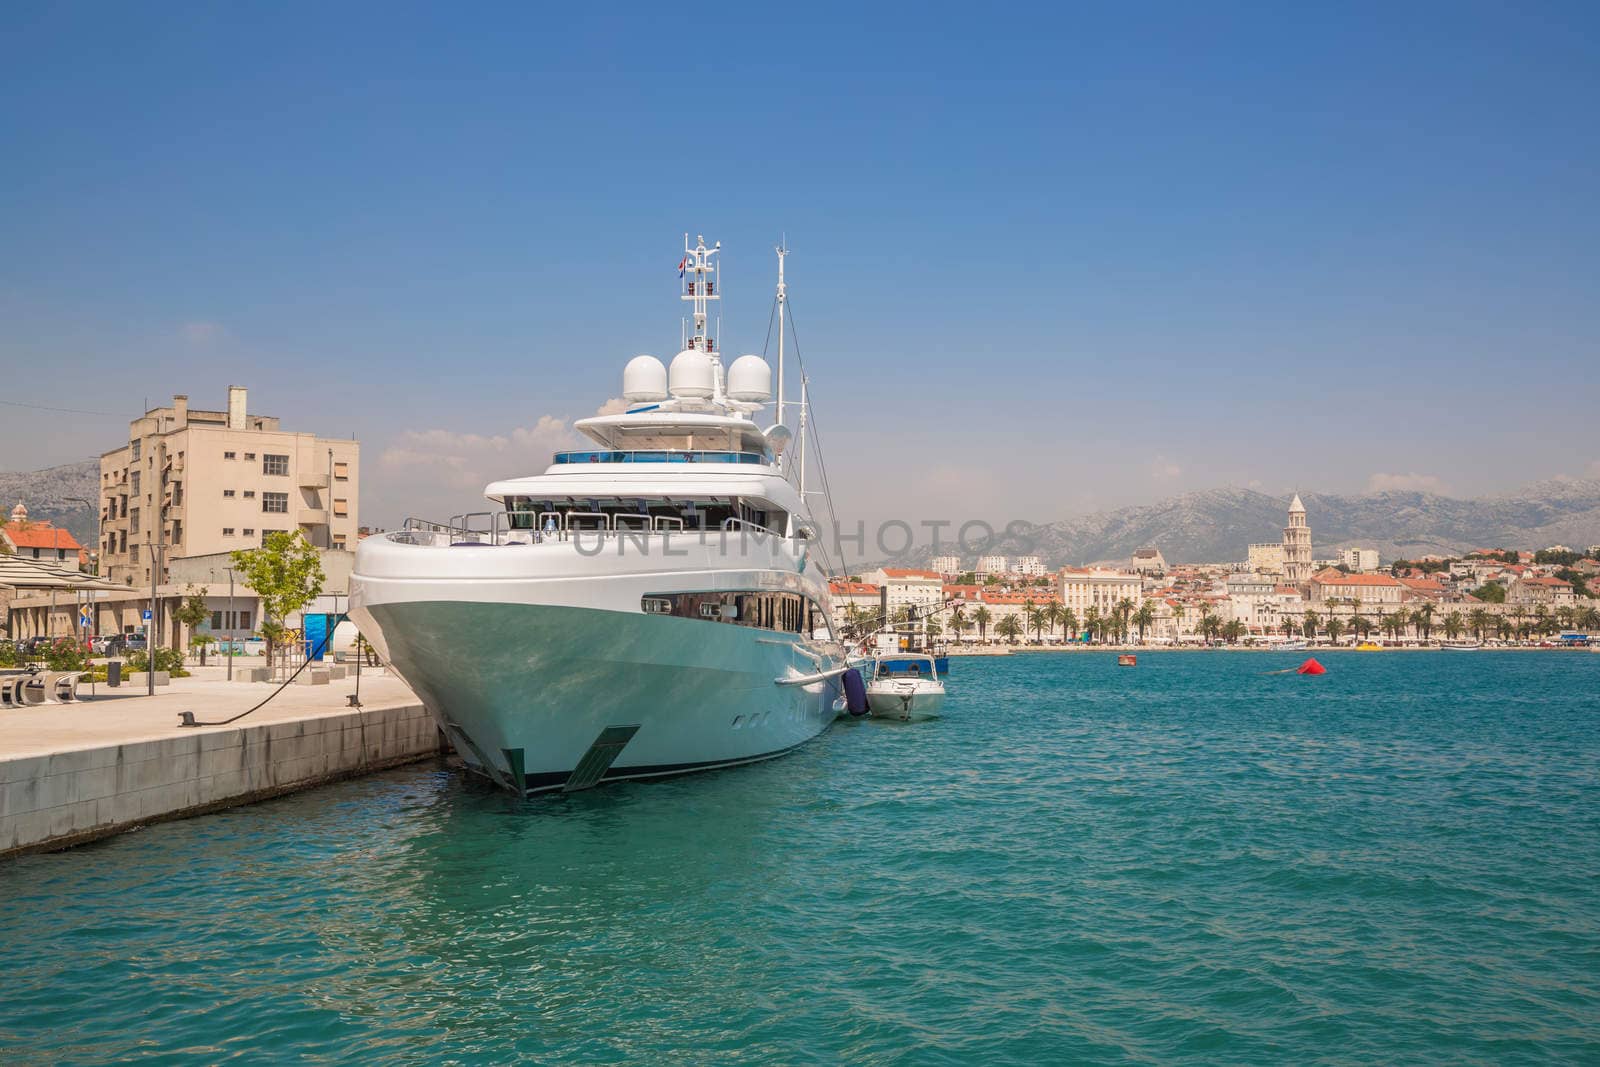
[1296,658,1326,675]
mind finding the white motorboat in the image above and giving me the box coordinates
[1441,641,1482,651]
[866,654,945,721]
[350,236,853,794]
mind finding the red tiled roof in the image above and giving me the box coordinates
[880,568,941,580]
[829,581,880,596]
[1522,576,1572,587]
[1312,572,1405,588]
[1,521,83,552]
[981,593,1061,605]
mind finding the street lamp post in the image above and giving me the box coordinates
[227,568,235,682]
[61,496,94,651]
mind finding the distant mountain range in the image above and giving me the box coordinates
[876,478,1600,569]
[0,459,99,546]
[5,460,1600,570]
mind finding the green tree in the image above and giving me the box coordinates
[173,584,211,665]
[973,605,992,644]
[1443,611,1464,640]
[1222,618,1246,644]
[1084,606,1102,645]
[1064,606,1081,643]
[1133,602,1155,644]
[1044,602,1066,643]
[1302,610,1320,640]
[1468,608,1491,641]
[1116,598,1136,643]
[995,615,1023,645]
[1472,582,1507,604]
[1414,602,1435,641]
[1025,604,1046,643]
[230,531,325,667]
[1325,617,1345,644]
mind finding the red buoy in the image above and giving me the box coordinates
[1296,658,1326,675]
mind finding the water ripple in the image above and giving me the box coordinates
[2,651,1598,1063]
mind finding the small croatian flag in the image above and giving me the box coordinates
[678,256,688,278]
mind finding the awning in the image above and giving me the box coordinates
[0,555,127,592]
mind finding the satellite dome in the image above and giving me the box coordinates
[622,355,668,402]
[726,355,773,403]
[668,349,715,399]
[764,423,792,455]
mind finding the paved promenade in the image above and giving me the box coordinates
[1,663,444,858]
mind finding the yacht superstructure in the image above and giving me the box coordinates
[350,236,850,794]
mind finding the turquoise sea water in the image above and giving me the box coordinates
[3,651,1599,1064]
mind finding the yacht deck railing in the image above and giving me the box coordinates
[392,510,780,547]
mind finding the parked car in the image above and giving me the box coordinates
[101,633,147,657]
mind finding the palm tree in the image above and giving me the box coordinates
[1133,602,1155,644]
[1044,602,1065,643]
[1026,605,1046,643]
[1222,618,1246,644]
[1280,615,1297,640]
[1084,606,1102,645]
[948,605,966,644]
[1325,617,1345,645]
[995,615,1023,645]
[1415,602,1435,641]
[973,605,992,644]
[1302,610,1320,641]
[1116,598,1136,643]
[1443,611,1464,640]
[1061,607,1079,645]
[1468,608,1490,641]
[1350,613,1371,639]
[924,616,942,640]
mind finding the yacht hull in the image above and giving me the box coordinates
[354,597,844,793]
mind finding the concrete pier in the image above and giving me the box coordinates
[0,670,444,858]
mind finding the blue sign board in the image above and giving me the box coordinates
[142,609,152,622]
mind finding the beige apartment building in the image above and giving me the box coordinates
[99,387,360,587]
[1056,566,1144,617]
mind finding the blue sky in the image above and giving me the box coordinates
[3,2,1597,531]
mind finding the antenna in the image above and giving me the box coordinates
[774,240,788,432]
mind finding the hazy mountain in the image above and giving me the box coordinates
[878,479,1600,568]
[0,459,99,546]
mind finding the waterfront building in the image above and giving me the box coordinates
[930,555,962,577]
[1012,555,1046,577]
[1307,568,1406,606]
[976,555,1009,576]
[1340,547,1380,572]
[98,388,360,588]
[1508,574,1576,607]
[2,502,86,570]
[827,580,882,633]
[1282,495,1313,587]
[0,386,363,647]
[1057,566,1143,619]
[862,567,944,620]
[1247,542,1284,576]
[1223,573,1277,631]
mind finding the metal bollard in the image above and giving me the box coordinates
[107,660,122,687]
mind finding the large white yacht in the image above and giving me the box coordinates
[350,236,852,794]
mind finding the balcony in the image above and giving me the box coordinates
[298,471,329,489]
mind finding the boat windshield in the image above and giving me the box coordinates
[501,495,787,534]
